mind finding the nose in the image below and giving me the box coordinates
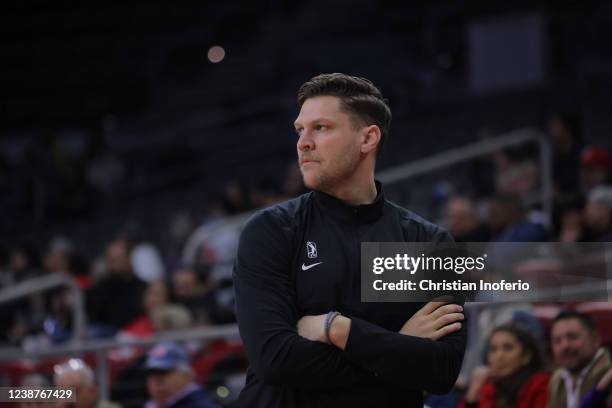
[297,130,314,152]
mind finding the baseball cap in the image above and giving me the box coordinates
[145,342,190,371]
[581,146,611,169]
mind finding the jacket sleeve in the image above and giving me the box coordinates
[342,227,467,394]
[233,210,381,389]
[343,315,466,394]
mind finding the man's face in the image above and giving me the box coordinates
[551,318,600,372]
[446,198,477,238]
[173,269,198,299]
[294,96,364,192]
[146,369,192,405]
[105,241,131,275]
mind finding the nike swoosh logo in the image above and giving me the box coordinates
[302,262,324,271]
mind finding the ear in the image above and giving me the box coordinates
[361,125,381,154]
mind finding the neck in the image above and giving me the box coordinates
[326,174,377,205]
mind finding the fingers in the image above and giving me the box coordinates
[436,312,464,328]
[430,303,463,320]
[419,301,448,315]
[431,322,462,340]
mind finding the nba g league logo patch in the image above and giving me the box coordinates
[306,241,317,259]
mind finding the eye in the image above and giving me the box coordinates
[315,124,328,131]
[295,127,303,136]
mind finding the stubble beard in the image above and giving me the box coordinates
[300,146,361,194]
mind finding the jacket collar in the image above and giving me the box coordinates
[313,180,385,224]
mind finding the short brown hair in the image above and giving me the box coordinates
[297,73,392,155]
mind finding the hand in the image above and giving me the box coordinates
[399,301,463,340]
[465,366,490,403]
[297,314,327,343]
[596,368,612,391]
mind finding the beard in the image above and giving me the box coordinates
[300,145,361,193]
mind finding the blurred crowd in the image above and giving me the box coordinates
[443,111,612,244]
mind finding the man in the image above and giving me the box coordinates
[548,311,612,408]
[54,358,121,408]
[445,196,490,242]
[233,73,466,407]
[583,185,612,242]
[87,239,147,335]
[145,342,217,408]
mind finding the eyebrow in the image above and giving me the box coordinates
[294,118,334,128]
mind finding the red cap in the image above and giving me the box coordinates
[581,146,611,169]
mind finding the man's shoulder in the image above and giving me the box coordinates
[384,199,453,242]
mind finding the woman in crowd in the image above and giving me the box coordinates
[461,323,550,408]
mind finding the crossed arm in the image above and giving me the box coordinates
[233,212,466,392]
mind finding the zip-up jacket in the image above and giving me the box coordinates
[233,182,467,407]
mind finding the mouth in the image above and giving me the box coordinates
[300,159,318,165]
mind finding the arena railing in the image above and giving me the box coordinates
[0,273,87,347]
[377,127,553,221]
[0,274,240,400]
[0,317,239,401]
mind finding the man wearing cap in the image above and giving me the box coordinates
[145,342,217,408]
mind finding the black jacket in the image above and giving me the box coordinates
[233,182,466,407]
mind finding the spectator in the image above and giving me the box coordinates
[120,280,171,338]
[150,305,193,332]
[461,323,549,408]
[581,368,612,408]
[487,195,548,242]
[492,147,540,197]
[548,311,612,408]
[87,239,146,337]
[172,267,225,325]
[583,186,612,242]
[581,147,611,193]
[557,195,586,242]
[43,236,73,275]
[445,196,490,242]
[145,342,217,408]
[20,373,54,408]
[54,358,121,408]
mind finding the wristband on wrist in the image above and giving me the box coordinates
[324,311,341,344]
